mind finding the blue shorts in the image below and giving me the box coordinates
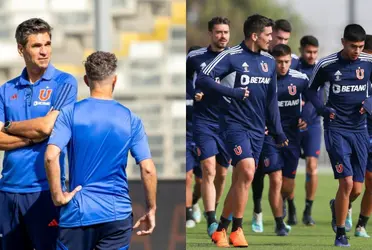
[224,129,264,167]
[186,142,202,178]
[193,124,230,168]
[280,143,301,179]
[57,215,133,250]
[258,136,281,174]
[324,129,369,182]
[300,124,322,158]
[366,136,372,173]
[0,190,60,250]
[259,136,300,178]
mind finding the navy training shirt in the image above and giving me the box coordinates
[277,69,309,142]
[308,51,372,131]
[196,41,284,139]
[187,46,227,126]
[297,57,322,126]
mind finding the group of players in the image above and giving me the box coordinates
[186,14,372,248]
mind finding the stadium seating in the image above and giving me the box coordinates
[0,0,186,179]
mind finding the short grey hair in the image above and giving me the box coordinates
[15,18,52,46]
[84,51,118,81]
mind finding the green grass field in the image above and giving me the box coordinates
[186,172,372,249]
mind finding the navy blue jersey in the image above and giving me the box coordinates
[196,41,284,139]
[297,58,322,125]
[368,80,372,135]
[186,47,209,140]
[187,46,227,125]
[277,69,309,141]
[308,51,372,131]
[290,53,300,69]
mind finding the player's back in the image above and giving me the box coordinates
[60,97,148,227]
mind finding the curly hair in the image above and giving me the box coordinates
[84,51,118,81]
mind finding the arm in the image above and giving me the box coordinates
[45,105,80,206]
[5,110,59,139]
[130,114,157,235]
[306,65,334,116]
[195,50,247,99]
[299,78,312,123]
[266,69,287,145]
[139,159,157,212]
[0,121,33,150]
[45,145,81,206]
[6,80,77,139]
[44,144,63,205]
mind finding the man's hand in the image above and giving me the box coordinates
[360,101,367,114]
[30,135,49,144]
[277,139,289,148]
[133,208,156,236]
[297,118,307,130]
[275,133,289,148]
[264,126,268,135]
[194,92,204,102]
[322,107,336,120]
[241,87,249,100]
[52,185,82,206]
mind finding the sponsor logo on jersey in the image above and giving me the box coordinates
[332,84,366,93]
[240,75,271,85]
[278,99,300,107]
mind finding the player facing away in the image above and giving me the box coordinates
[353,34,372,238]
[186,45,203,228]
[195,14,288,247]
[295,35,321,226]
[45,51,157,250]
[189,17,232,236]
[254,44,310,237]
[306,24,372,247]
[0,18,78,250]
[251,18,298,231]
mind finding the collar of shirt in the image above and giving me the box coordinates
[337,50,360,64]
[17,64,56,86]
[207,45,227,55]
[299,57,315,68]
[277,69,290,80]
[240,41,262,56]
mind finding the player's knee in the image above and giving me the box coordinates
[216,165,228,179]
[306,163,318,175]
[186,171,193,183]
[239,166,255,183]
[269,172,282,189]
[351,188,362,199]
[339,178,353,194]
[201,161,216,178]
